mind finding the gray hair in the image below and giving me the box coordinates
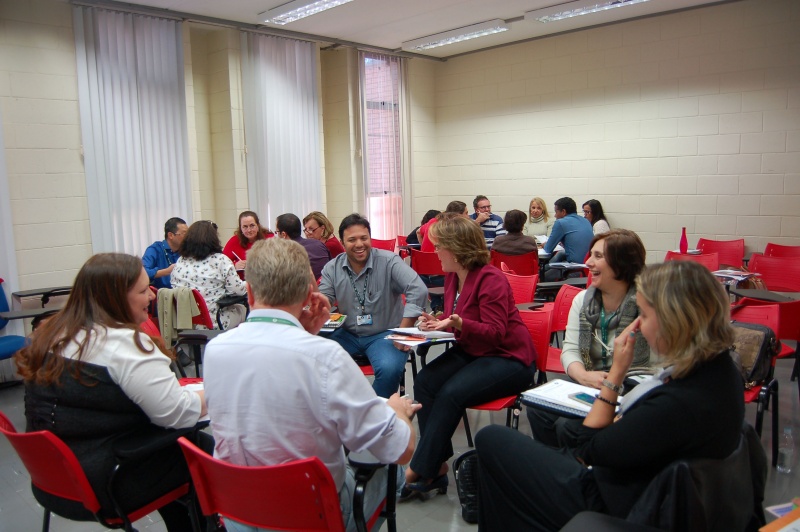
[245,238,314,307]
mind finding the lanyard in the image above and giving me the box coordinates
[246,317,298,327]
[162,243,173,265]
[347,270,369,313]
[599,307,618,367]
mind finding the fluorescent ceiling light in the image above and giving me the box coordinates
[525,0,652,23]
[401,19,510,51]
[261,0,354,25]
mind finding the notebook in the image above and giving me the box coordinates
[521,379,618,418]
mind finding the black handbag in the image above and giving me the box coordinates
[453,450,479,524]
[730,321,778,388]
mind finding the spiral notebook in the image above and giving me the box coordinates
[521,379,618,417]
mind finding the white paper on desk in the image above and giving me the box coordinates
[535,235,548,245]
[713,270,761,282]
[390,328,454,340]
[548,262,587,269]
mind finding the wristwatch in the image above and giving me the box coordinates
[601,379,624,394]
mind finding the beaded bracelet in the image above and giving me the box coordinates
[595,395,620,407]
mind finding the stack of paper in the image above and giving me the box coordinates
[522,379,617,417]
[387,327,455,347]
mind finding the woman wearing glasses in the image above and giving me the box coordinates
[528,229,651,447]
[303,211,345,259]
[172,221,247,329]
[222,210,273,272]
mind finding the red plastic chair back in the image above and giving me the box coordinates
[664,251,720,271]
[519,308,552,375]
[764,243,800,258]
[371,238,395,252]
[504,272,538,305]
[733,298,800,344]
[749,254,800,292]
[410,249,444,276]
[731,302,781,333]
[190,289,216,329]
[490,250,539,276]
[178,437,347,531]
[0,411,102,513]
[696,238,744,268]
[141,317,161,338]
[396,235,409,259]
[552,284,583,333]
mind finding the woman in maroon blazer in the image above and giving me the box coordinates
[401,215,537,500]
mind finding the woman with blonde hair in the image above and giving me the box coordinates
[302,211,345,258]
[524,197,554,237]
[401,216,536,500]
[475,261,744,530]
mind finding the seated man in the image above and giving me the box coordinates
[275,213,331,279]
[319,214,427,398]
[543,197,594,281]
[141,217,187,289]
[203,237,419,532]
[469,195,506,249]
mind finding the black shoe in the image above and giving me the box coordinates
[405,474,449,500]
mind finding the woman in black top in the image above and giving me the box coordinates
[475,260,744,531]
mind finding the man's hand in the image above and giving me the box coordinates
[387,393,422,422]
[475,212,490,224]
[299,292,331,334]
[157,264,175,278]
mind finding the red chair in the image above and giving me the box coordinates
[764,243,800,258]
[664,251,720,271]
[396,235,409,259]
[460,309,552,448]
[542,284,584,347]
[749,254,800,292]
[696,238,744,268]
[371,238,396,252]
[503,272,539,305]
[729,304,781,466]
[177,436,395,532]
[409,249,444,276]
[490,250,539,276]
[0,411,192,532]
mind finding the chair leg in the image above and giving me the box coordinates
[755,386,766,437]
[463,411,473,448]
[41,510,50,532]
[771,380,780,468]
[193,344,202,378]
[409,350,418,383]
[385,464,397,532]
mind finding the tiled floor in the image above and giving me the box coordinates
[1,345,799,531]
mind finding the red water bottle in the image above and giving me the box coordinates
[679,227,688,254]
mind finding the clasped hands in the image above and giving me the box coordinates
[417,311,462,332]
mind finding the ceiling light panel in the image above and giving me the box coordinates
[261,0,355,25]
[525,0,653,23]
[401,19,510,51]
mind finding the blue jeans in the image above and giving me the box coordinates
[328,328,407,398]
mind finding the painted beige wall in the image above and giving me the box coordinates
[413,0,800,259]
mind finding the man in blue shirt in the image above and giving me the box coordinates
[543,197,593,281]
[142,217,187,289]
[469,195,506,249]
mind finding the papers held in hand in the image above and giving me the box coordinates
[521,379,618,418]
[387,327,455,347]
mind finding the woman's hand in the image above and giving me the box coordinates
[567,362,607,389]
[299,292,331,334]
[234,260,246,270]
[437,314,462,331]
[417,311,439,331]
[611,318,641,376]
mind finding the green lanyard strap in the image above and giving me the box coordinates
[246,317,298,327]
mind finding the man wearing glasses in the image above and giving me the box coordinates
[470,195,506,249]
[142,217,187,289]
[275,213,331,280]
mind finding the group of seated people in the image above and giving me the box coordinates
[12,196,754,531]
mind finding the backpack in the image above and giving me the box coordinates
[453,450,479,524]
[730,321,778,388]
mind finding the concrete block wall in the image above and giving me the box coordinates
[417,0,800,259]
[0,0,91,289]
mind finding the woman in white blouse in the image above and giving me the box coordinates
[171,220,247,329]
[16,253,208,530]
[583,199,610,235]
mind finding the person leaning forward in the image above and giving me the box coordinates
[319,213,428,398]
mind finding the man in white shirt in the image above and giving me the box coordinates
[203,237,420,532]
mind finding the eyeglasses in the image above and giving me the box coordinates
[583,210,591,216]
[201,220,218,230]
[477,204,492,211]
[304,225,321,235]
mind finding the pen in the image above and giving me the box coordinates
[232,251,242,262]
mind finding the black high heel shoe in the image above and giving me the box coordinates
[405,474,449,499]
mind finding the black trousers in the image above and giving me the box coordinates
[527,406,585,448]
[474,425,605,531]
[410,345,534,479]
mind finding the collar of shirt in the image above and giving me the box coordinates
[341,248,375,279]
[245,308,302,328]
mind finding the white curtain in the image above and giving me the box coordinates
[240,32,321,224]
[73,6,192,254]
[358,52,407,240]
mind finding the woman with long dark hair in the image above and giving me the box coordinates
[16,253,206,531]
[222,210,273,270]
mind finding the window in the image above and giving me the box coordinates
[359,52,404,239]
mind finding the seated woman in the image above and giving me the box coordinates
[528,229,650,446]
[302,211,345,259]
[524,197,554,237]
[15,253,208,531]
[476,260,744,530]
[402,216,536,500]
[491,209,539,256]
[583,199,610,235]
[222,210,273,271]
[419,200,468,252]
[408,209,440,246]
[172,220,247,329]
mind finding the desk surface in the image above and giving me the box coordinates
[12,286,72,299]
[537,277,588,290]
[730,288,800,302]
[0,307,61,321]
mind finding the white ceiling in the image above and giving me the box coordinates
[97,0,731,59]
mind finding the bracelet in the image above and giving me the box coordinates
[601,379,624,394]
[595,395,620,407]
